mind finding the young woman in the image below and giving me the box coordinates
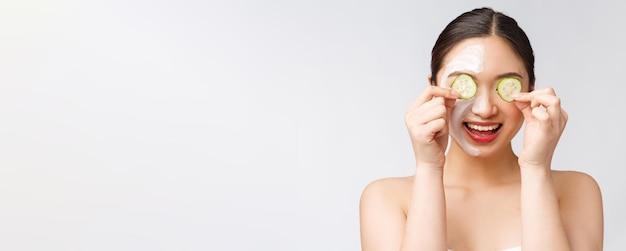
[359,7,603,251]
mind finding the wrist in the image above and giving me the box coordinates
[519,165,552,180]
[518,157,552,171]
[415,162,444,178]
[415,161,444,171]
[519,163,551,171]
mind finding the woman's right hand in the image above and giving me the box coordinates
[405,85,458,169]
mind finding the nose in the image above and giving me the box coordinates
[470,90,498,118]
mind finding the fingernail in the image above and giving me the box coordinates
[451,89,460,96]
[511,93,521,99]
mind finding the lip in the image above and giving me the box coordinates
[463,122,502,144]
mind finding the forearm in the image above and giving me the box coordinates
[520,167,570,251]
[401,165,447,251]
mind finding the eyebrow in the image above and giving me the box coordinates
[446,71,524,80]
[495,72,524,80]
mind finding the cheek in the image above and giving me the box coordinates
[450,100,473,124]
[503,104,524,126]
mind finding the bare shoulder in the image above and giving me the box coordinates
[359,177,414,249]
[552,170,602,197]
[552,170,604,249]
[361,176,413,197]
[360,176,413,211]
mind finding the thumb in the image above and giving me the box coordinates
[513,99,533,121]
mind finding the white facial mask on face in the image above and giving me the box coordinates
[440,44,485,156]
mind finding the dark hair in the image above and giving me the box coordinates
[430,7,535,90]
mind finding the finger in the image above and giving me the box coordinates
[409,85,458,111]
[561,109,569,124]
[513,99,534,121]
[411,96,445,117]
[514,88,562,118]
[409,117,447,143]
[511,87,556,102]
[531,106,549,121]
[444,96,457,110]
[408,99,448,125]
[560,109,569,130]
[408,85,459,111]
[528,94,561,118]
[416,96,455,117]
[511,92,531,102]
[528,87,556,96]
[422,118,447,142]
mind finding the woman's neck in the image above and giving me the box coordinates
[443,140,520,189]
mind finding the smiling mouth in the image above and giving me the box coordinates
[463,122,502,135]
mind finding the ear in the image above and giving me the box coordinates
[427,74,436,86]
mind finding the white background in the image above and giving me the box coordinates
[0,0,624,250]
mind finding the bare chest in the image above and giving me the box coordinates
[444,186,521,251]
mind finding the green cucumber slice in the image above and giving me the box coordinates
[496,77,522,102]
[450,74,477,99]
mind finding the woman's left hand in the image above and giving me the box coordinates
[512,87,568,169]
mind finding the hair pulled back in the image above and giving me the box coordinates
[430,7,535,90]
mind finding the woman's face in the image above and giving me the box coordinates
[435,36,530,157]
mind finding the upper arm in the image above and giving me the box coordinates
[557,171,604,251]
[359,178,407,251]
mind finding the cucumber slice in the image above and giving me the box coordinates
[496,77,522,102]
[450,74,477,99]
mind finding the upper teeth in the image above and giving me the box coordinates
[467,123,500,131]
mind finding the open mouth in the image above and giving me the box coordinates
[463,122,502,143]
